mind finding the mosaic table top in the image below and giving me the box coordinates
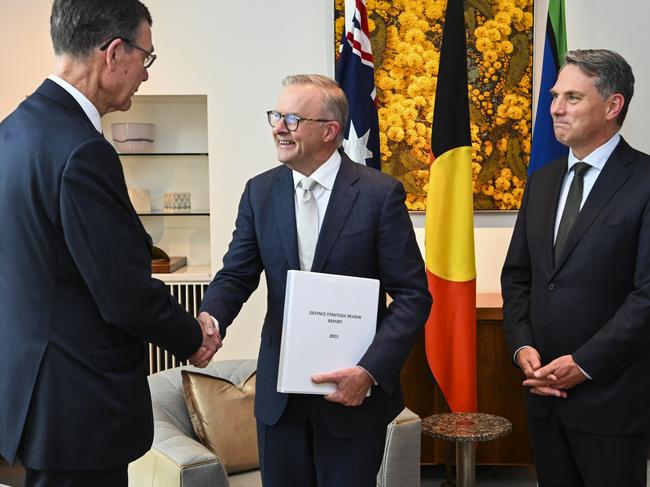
[422,412,512,443]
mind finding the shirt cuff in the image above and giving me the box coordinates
[357,366,378,386]
[211,316,221,335]
[575,361,592,380]
[513,345,532,365]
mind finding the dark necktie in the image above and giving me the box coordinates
[554,162,591,264]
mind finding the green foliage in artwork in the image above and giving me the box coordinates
[467,0,493,19]
[370,13,388,70]
[505,33,530,90]
[477,148,500,186]
[506,136,527,181]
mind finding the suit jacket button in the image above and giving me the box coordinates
[547,283,555,291]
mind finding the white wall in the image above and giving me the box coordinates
[2,1,648,359]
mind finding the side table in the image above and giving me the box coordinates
[422,412,512,487]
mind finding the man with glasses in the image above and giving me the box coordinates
[199,74,431,487]
[100,36,157,69]
[0,1,220,485]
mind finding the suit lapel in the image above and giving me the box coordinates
[272,167,300,269]
[553,139,633,271]
[539,160,568,272]
[311,155,360,273]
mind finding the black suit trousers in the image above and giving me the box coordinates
[24,465,127,487]
[529,405,648,487]
[256,394,386,487]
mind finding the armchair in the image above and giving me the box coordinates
[128,359,421,487]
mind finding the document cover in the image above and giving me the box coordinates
[277,270,379,394]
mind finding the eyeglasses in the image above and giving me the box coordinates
[99,36,157,68]
[266,110,334,132]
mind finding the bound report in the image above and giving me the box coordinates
[277,270,379,395]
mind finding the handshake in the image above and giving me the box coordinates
[188,311,223,368]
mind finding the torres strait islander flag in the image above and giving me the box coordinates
[336,0,381,169]
[425,0,477,412]
[529,0,568,174]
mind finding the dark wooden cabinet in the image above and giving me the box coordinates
[400,293,533,465]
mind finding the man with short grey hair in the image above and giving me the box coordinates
[199,74,431,487]
[502,49,650,486]
[281,74,350,146]
[0,1,220,485]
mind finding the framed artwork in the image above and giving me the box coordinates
[334,0,533,210]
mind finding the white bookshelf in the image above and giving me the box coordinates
[102,95,212,283]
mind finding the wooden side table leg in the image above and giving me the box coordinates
[456,441,476,487]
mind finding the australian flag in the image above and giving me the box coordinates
[335,0,381,170]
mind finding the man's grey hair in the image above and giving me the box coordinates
[282,74,348,146]
[563,49,635,126]
[51,0,152,59]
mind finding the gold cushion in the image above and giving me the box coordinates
[181,369,259,474]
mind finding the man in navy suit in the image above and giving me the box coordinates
[0,1,220,486]
[199,74,431,487]
[502,49,650,486]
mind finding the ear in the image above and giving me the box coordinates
[101,38,124,71]
[605,93,625,121]
[322,121,341,143]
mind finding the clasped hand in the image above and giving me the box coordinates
[517,348,587,398]
[311,366,373,407]
[188,311,223,368]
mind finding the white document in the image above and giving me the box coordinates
[277,270,379,395]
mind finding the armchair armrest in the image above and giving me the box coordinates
[377,407,421,487]
[128,417,230,487]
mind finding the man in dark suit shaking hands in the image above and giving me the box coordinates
[198,74,431,487]
[0,1,220,486]
[502,49,650,486]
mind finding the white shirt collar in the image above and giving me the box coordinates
[48,74,103,134]
[292,150,342,191]
[567,133,621,172]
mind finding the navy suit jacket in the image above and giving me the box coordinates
[0,80,202,469]
[502,138,650,434]
[200,154,431,437]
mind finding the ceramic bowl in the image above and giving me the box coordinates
[111,123,155,153]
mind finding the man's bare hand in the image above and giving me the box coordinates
[311,366,373,406]
[188,312,223,368]
[517,347,567,398]
[523,354,586,397]
[516,346,542,378]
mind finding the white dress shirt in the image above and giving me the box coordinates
[291,150,342,231]
[553,133,620,241]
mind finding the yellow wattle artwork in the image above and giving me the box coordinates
[335,0,533,210]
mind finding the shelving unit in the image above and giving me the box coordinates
[137,210,210,216]
[102,95,212,283]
